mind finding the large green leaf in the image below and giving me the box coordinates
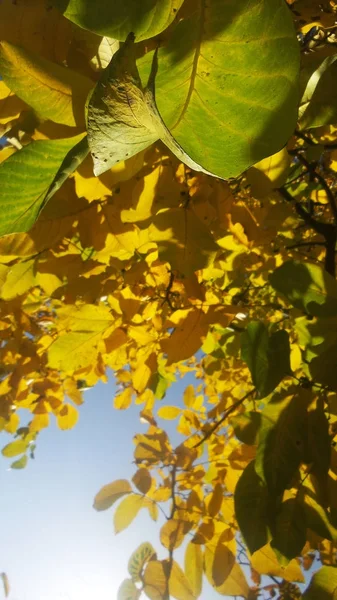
[139,0,300,178]
[270,260,337,318]
[234,460,270,555]
[230,411,262,445]
[303,566,337,599]
[270,498,306,565]
[241,322,291,398]
[255,391,310,496]
[0,134,86,236]
[51,0,184,41]
[87,34,216,177]
[0,41,92,127]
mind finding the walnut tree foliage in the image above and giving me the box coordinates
[2,0,337,598]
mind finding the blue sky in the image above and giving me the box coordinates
[0,373,223,600]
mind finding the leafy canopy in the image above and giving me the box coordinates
[1,0,337,598]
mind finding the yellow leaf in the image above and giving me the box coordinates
[160,520,186,551]
[169,560,196,600]
[132,468,152,495]
[0,79,25,125]
[132,362,152,394]
[93,479,132,511]
[161,308,209,365]
[246,147,291,199]
[56,403,79,430]
[251,544,305,582]
[0,41,92,127]
[30,413,50,432]
[183,385,196,408]
[157,406,182,420]
[128,542,156,582]
[0,259,35,300]
[1,439,28,457]
[63,378,84,406]
[184,542,203,598]
[114,494,144,534]
[144,498,159,522]
[4,412,19,434]
[117,578,140,600]
[214,562,249,597]
[207,483,223,518]
[143,560,167,600]
[114,388,133,410]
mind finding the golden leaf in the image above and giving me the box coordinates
[56,403,79,430]
[93,479,132,511]
[157,406,182,420]
[1,439,28,457]
[251,544,305,583]
[184,542,203,598]
[114,388,133,410]
[160,519,186,551]
[207,483,224,518]
[143,560,167,600]
[132,468,152,495]
[169,560,196,600]
[114,494,144,534]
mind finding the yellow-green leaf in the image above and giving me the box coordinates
[2,439,28,458]
[117,578,140,600]
[0,41,92,127]
[128,542,156,582]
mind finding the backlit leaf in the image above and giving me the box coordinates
[169,560,196,600]
[157,406,182,420]
[2,439,28,458]
[10,455,28,469]
[56,403,79,430]
[160,519,185,551]
[271,498,307,564]
[0,134,85,235]
[117,578,141,600]
[139,0,300,178]
[94,479,132,511]
[143,560,167,600]
[0,41,92,127]
[128,542,156,582]
[132,468,152,495]
[184,543,203,599]
[52,0,184,41]
[270,260,337,318]
[114,494,144,534]
[303,565,337,599]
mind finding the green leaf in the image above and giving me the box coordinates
[255,392,310,496]
[234,460,270,555]
[241,322,291,398]
[299,55,337,130]
[302,487,337,543]
[10,455,28,469]
[0,41,92,127]
[52,0,184,41]
[139,0,300,179]
[128,542,156,582]
[303,566,337,599]
[2,440,28,458]
[87,34,215,178]
[0,134,86,236]
[230,411,262,445]
[270,498,306,565]
[270,260,337,318]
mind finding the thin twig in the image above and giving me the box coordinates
[193,388,255,449]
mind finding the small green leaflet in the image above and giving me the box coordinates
[128,542,156,582]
